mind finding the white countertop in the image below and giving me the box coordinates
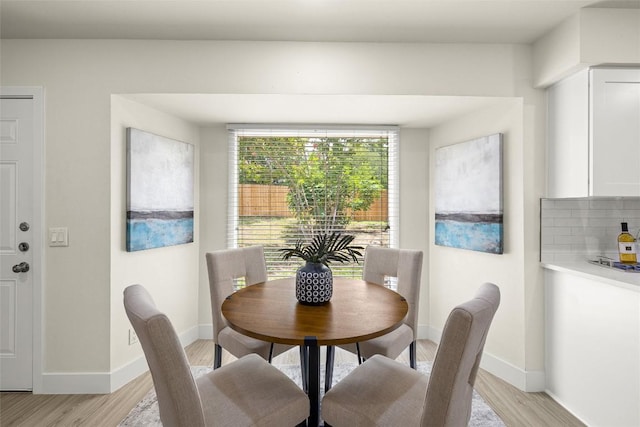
[541,261,640,292]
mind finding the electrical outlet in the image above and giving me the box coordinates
[128,329,139,345]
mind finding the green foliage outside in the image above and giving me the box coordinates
[239,136,388,238]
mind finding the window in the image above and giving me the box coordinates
[228,125,399,281]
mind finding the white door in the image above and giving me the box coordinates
[0,96,36,390]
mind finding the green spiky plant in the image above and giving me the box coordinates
[279,231,364,266]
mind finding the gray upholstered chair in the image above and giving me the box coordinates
[321,282,500,427]
[325,245,423,390]
[206,246,293,368]
[123,284,309,427]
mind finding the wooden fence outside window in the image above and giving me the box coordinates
[239,184,388,221]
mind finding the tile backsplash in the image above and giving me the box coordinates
[541,197,640,263]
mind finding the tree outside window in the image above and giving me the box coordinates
[231,127,397,279]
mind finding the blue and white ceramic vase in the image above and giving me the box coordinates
[295,262,333,305]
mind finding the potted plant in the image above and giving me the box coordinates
[279,231,364,305]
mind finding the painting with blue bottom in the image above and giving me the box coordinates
[435,215,503,254]
[434,133,503,254]
[126,128,195,251]
[127,213,194,252]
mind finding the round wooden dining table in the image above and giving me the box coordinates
[221,277,408,427]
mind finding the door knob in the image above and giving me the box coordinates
[19,242,29,252]
[12,262,30,273]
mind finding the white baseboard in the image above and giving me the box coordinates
[110,355,150,393]
[41,371,113,394]
[41,323,545,394]
[180,325,201,348]
[544,389,589,426]
[39,325,201,394]
[424,325,545,393]
[198,323,213,339]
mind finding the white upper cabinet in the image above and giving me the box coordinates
[548,69,590,197]
[590,68,640,196]
[547,68,640,197]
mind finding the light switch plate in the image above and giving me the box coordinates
[49,227,69,247]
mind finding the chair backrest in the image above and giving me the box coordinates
[205,246,268,342]
[362,245,423,335]
[421,282,501,427]
[123,285,205,427]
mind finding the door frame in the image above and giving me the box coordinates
[1,87,44,393]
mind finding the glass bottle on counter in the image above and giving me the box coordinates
[618,222,637,264]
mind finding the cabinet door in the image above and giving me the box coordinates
[590,68,640,196]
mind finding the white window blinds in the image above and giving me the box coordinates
[228,125,399,280]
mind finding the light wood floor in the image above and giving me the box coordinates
[0,339,584,427]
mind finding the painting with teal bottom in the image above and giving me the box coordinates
[434,133,503,254]
[127,128,194,251]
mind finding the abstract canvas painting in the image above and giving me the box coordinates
[126,128,194,251]
[434,133,503,254]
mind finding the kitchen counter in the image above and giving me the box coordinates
[541,261,640,292]
[544,261,640,426]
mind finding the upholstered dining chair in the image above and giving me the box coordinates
[325,245,423,390]
[321,282,500,427]
[123,284,309,427]
[206,246,294,369]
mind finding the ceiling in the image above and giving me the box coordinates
[1,0,636,43]
[3,0,637,127]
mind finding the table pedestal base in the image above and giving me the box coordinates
[301,337,321,427]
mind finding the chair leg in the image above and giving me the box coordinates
[410,340,417,369]
[356,342,363,365]
[214,344,222,369]
[324,345,335,392]
[268,343,274,363]
[300,346,308,393]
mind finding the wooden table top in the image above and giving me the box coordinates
[221,277,408,346]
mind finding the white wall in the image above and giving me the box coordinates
[197,125,230,330]
[109,96,201,385]
[398,129,430,330]
[533,8,640,87]
[428,99,547,391]
[0,38,543,392]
